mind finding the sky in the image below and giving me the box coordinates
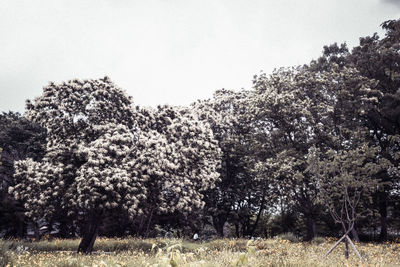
[1,0,399,113]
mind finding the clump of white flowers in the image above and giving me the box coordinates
[133,105,222,215]
[74,123,146,218]
[12,77,142,223]
[10,159,63,221]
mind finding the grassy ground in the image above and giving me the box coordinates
[1,237,400,266]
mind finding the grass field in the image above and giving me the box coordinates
[1,237,400,266]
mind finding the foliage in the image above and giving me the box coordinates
[0,112,46,237]
[192,89,265,237]
[134,105,221,215]
[4,18,400,244]
[9,77,143,252]
[9,78,222,252]
[131,105,222,236]
[312,18,400,240]
[307,145,383,230]
[250,63,378,240]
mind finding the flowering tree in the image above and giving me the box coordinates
[10,77,144,253]
[132,105,222,235]
[10,76,222,249]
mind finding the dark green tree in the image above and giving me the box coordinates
[0,112,46,238]
[192,89,267,237]
[250,63,378,240]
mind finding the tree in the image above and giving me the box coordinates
[250,64,378,240]
[250,66,329,240]
[10,77,144,253]
[9,76,223,251]
[132,105,222,236]
[307,143,382,260]
[0,112,46,237]
[349,19,400,240]
[192,89,265,237]
[312,19,400,240]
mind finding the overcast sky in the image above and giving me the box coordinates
[1,0,399,113]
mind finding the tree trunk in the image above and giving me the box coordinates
[144,208,154,238]
[380,215,388,241]
[17,218,25,238]
[344,237,349,259]
[305,217,316,241]
[212,215,227,238]
[249,195,266,237]
[59,220,70,238]
[342,225,350,259]
[351,227,360,242]
[137,215,145,236]
[34,224,40,241]
[379,192,388,241]
[241,222,247,237]
[77,214,101,254]
[235,223,240,238]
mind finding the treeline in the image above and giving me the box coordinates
[1,19,400,252]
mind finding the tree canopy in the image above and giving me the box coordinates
[3,18,400,248]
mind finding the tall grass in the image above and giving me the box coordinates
[2,237,400,266]
[0,241,13,267]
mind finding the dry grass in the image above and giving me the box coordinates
[1,237,400,266]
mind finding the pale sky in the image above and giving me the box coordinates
[1,0,399,113]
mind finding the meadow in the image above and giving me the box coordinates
[1,237,400,267]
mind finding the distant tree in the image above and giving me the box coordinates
[250,67,327,240]
[349,19,400,240]
[250,64,378,240]
[311,19,400,240]
[0,112,46,237]
[192,89,265,237]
